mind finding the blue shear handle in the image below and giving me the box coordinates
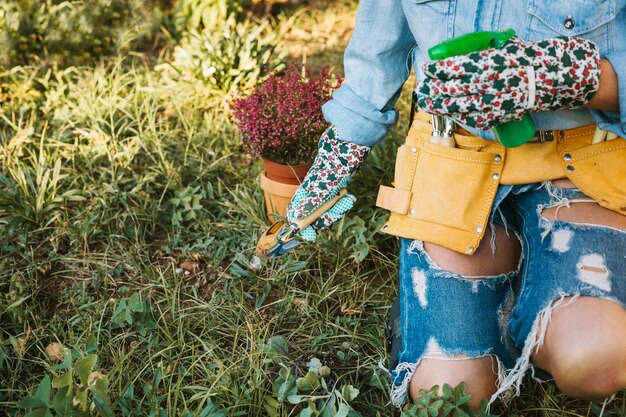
[269,239,301,258]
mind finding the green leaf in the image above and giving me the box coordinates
[277,376,297,403]
[299,407,313,417]
[287,395,304,404]
[282,261,307,273]
[76,388,89,411]
[89,375,108,400]
[441,401,455,417]
[340,385,359,402]
[49,349,72,371]
[52,371,72,389]
[307,358,322,375]
[336,404,350,417]
[320,404,336,417]
[453,383,471,406]
[264,397,280,417]
[36,376,51,404]
[0,345,8,370]
[296,371,320,392]
[24,409,47,417]
[113,298,128,322]
[442,384,453,400]
[123,383,134,401]
[74,354,97,386]
[93,394,115,417]
[18,397,46,409]
[50,387,72,414]
[453,409,469,417]
[428,399,444,416]
[198,400,227,417]
[126,310,134,325]
[153,365,163,388]
[255,282,271,309]
[85,335,98,352]
[266,335,289,356]
[414,392,431,407]
[128,292,143,312]
[7,296,30,309]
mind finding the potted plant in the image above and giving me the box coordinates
[231,63,340,221]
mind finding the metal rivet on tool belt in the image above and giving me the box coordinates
[566,165,575,173]
[494,154,502,163]
[492,173,500,180]
[466,247,474,254]
[621,206,626,211]
[564,16,575,29]
[475,225,483,233]
[409,208,415,215]
[563,153,572,161]
[411,147,417,153]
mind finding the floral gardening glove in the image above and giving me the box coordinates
[416,36,601,130]
[286,126,370,241]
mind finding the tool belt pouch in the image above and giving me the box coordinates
[377,117,626,255]
[557,132,626,213]
[376,120,504,255]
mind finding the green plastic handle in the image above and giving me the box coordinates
[428,29,536,148]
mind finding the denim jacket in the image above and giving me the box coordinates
[323,0,626,146]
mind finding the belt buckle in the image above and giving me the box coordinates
[529,130,554,143]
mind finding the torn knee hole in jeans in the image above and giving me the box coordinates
[540,180,626,229]
[389,344,508,409]
[539,202,626,246]
[408,236,521,279]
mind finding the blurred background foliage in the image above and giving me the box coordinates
[1,0,623,416]
[0,0,164,66]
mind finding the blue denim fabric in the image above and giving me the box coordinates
[391,236,518,408]
[508,184,626,350]
[392,183,626,407]
[323,0,626,146]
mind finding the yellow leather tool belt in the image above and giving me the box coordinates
[376,111,626,255]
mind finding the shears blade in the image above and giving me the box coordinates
[256,221,300,259]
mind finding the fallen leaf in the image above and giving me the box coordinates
[45,342,65,361]
[292,297,309,308]
[181,261,198,272]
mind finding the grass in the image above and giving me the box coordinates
[0,2,625,416]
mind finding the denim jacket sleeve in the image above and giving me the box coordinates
[321,0,417,147]
[590,50,626,137]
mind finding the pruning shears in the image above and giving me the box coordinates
[256,189,348,259]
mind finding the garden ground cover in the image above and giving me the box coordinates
[0,1,624,416]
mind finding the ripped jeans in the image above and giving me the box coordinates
[389,181,626,408]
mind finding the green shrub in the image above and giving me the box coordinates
[169,0,251,34]
[156,16,286,107]
[0,0,163,67]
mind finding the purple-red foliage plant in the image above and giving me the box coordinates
[231,63,341,165]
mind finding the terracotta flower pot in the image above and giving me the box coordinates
[260,158,312,223]
[262,158,311,185]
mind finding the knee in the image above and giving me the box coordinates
[410,356,498,410]
[549,332,626,399]
[535,298,626,399]
[423,224,521,277]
